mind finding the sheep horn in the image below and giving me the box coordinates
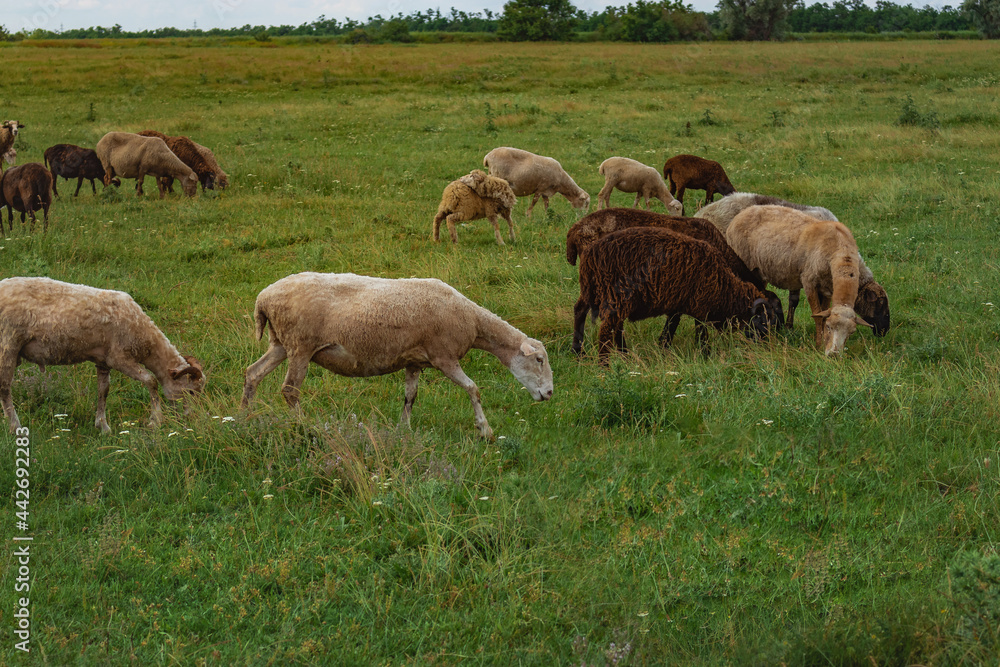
[751,297,767,314]
[855,315,873,328]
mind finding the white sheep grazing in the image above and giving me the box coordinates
[0,120,25,173]
[241,272,554,440]
[725,205,872,356]
[597,156,683,214]
[95,131,199,198]
[483,146,590,217]
[0,277,206,433]
[695,192,838,233]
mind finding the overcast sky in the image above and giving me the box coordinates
[8,0,941,34]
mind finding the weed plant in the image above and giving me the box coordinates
[0,39,998,664]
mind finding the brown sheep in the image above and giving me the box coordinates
[0,277,205,433]
[662,154,736,215]
[138,130,217,192]
[432,170,517,245]
[572,227,783,361]
[44,144,116,197]
[193,141,229,189]
[0,163,53,233]
[726,205,872,356]
[565,207,783,344]
[95,132,198,198]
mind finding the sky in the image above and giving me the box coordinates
[7,0,945,34]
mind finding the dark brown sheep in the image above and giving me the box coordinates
[662,154,736,215]
[566,207,783,344]
[44,144,117,197]
[0,163,53,233]
[572,227,783,361]
[138,130,217,192]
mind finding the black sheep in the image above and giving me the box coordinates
[0,163,53,233]
[44,144,115,197]
[572,227,782,361]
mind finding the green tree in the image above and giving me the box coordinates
[963,0,1000,37]
[497,0,578,40]
[717,0,797,39]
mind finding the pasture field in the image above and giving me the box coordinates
[1,38,1000,664]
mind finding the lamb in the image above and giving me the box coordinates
[0,120,24,173]
[572,227,783,361]
[94,132,199,198]
[432,169,517,245]
[699,193,890,335]
[597,157,684,214]
[0,163,53,234]
[241,272,554,440]
[138,130,217,192]
[44,144,115,197]
[662,154,736,214]
[483,147,590,217]
[0,277,205,433]
[726,205,872,356]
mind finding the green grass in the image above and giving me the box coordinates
[1,39,999,664]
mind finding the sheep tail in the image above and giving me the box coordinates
[253,302,268,341]
[566,239,578,266]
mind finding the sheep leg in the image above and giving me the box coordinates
[432,212,446,242]
[597,184,614,210]
[696,322,711,357]
[107,357,163,427]
[94,364,113,434]
[279,355,311,410]
[241,344,289,408]
[503,211,515,242]
[135,174,145,197]
[804,286,828,348]
[633,193,643,208]
[75,176,85,197]
[52,176,61,198]
[597,313,625,364]
[572,298,591,355]
[0,349,21,432]
[445,213,463,244]
[401,367,420,428]
[526,193,541,217]
[542,195,550,210]
[435,361,492,440]
[487,214,505,246]
[675,187,686,214]
[90,178,97,195]
[658,314,682,348]
[787,289,800,328]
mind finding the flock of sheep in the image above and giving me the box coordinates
[0,125,229,232]
[0,132,889,439]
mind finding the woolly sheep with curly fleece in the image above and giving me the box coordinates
[241,272,553,441]
[699,193,889,335]
[597,156,683,214]
[0,277,205,433]
[726,205,872,356]
[433,169,518,245]
[483,146,590,217]
[573,227,783,361]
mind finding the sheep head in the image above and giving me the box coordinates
[855,281,890,337]
[667,199,683,216]
[507,338,554,402]
[816,305,871,357]
[181,172,199,197]
[166,356,207,398]
[571,191,591,214]
[2,120,24,135]
[747,293,784,339]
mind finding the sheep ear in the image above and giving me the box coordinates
[520,340,537,356]
[815,309,832,319]
[855,316,873,328]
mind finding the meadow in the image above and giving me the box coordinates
[1,38,999,664]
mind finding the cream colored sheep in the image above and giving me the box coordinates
[698,193,889,335]
[483,147,590,217]
[95,131,199,198]
[241,272,554,440]
[597,157,683,214]
[432,169,517,245]
[726,205,872,356]
[0,277,205,433]
[0,120,24,173]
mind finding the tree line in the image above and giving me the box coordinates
[1,0,997,43]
